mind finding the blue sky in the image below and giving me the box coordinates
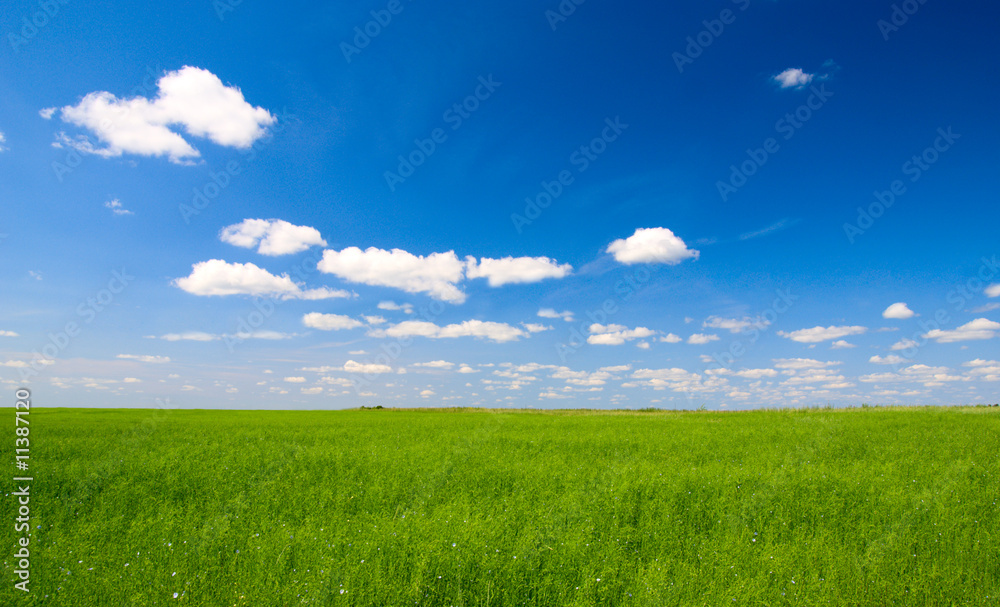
[1,0,998,409]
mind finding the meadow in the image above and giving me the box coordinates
[3,406,998,606]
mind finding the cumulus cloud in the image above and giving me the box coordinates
[302,313,363,331]
[116,354,170,363]
[220,219,327,256]
[830,340,856,349]
[687,333,720,345]
[986,284,1000,298]
[882,302,916,319]
[378,301,414,314]
[319,247,466,303]
[587,323,655,345]
[778,325,867,343]
[174,259,352,300]
[0,330,19,337]
[465,256,571,286]
[659,333,682,343]
[375,320,528,343]
[522,323,552,333]
[0,132,6,152]
[890,338,919,351]
[105,199,133,216]
[157,330,294,341]
[860,364,967,386]
[343,360,393,374]
[538,308,574,322]
[773,358,841,370]
[870,354,907,365]
[50,66,275,164]
[412,360,455,369]
[923,318,1000,343]
[703,316,768,333]
[772,68,814,89]
[606,227,699,265]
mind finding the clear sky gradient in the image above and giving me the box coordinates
[1,0,998,409]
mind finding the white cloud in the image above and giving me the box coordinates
[174,259,352,300]
[0,330,19,337]
[116,354,171,363]
[587,323,655,345]
[891,338,919,351]
[412,360,454,369]
[302,313,363,331]
[362,315,386,326]
[457,365,478,374]
[538,308,574,322]
[972,303,1000,313]
[703,316,767,333]
[284,377,307,383]
[122,377,142,383]
[0,132,6,152]
[420,389,435,397]
[465,256,571,286]
[986,284,1000,298]
[157,330,294,341]
[105,199,133,216]
[659,333,682,343]
[772,68,814,89]
[860,364,966,385]
[636,341,651,350]
[734,368,778,379]
[159,331,218,342]
[319,247,466,303]
[219,219,327,256]
[773,358,841,370]
[51,66,275,164]
[605,227,699,265]
[343,360,393,374]
[522,323,552,333]
[39,107,56,119]
[378,301,414,314]
[870,354,907,365]
[376,320,528,343]
[687,333,720,345]
[778,325,867,343]
[830,340,856,349]
[923,318,1000,343]
[301,387,323,395]
[882,302,916,319]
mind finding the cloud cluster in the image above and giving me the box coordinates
[47,66,275,163]
[778,325,867,343]
[220,219,327,256]
[772,68,814,89]
[882,302,916,319]
[923,318,1000,343]
[374,320,528,343]
[465,256,571,286]
[174,259,352,300]
[587,323,655,345]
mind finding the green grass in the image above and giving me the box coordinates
[4,406,999,606]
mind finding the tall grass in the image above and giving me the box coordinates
[4,406,998,606]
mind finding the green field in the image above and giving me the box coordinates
[4,406,999,606]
